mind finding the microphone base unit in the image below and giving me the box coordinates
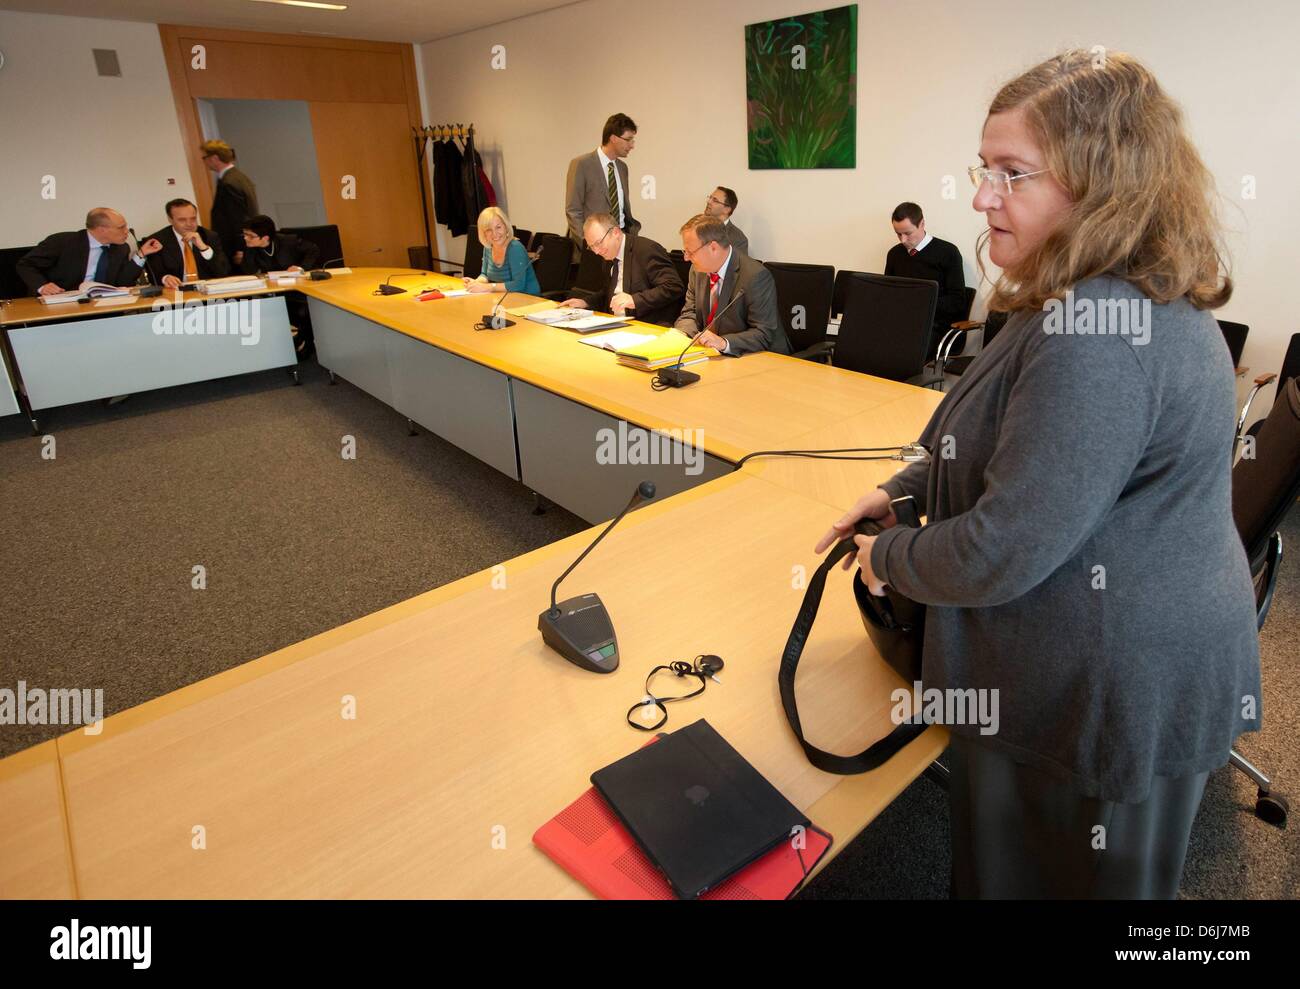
[309,270,333,281]
[656,367,700,388]
[137,285,163,298]
[376,283,407,295]
[538,593,620,674]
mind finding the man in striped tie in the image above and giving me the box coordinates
[564,113,642,246]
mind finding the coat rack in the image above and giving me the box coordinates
[412,123,476,270]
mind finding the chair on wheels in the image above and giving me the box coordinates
[832,272,937,382]
[1228,374,1300,827]
[765,262,835,363]
[1237,332,1300,450]
[531,233,574,295]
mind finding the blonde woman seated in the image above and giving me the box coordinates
[464,207,540,295]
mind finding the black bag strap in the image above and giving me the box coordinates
[779,527,926,775]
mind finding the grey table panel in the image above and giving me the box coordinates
[8,297,294,410]
[386,331,518,480]
[512,380,732,524]
[309,298,397,408]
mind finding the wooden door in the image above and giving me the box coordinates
[309,102,425,270]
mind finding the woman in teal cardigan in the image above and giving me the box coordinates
[465,206,540,295]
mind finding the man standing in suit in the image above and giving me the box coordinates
[16,207,159,296]
[883,202,966,357]
[703,186,749,255]
[144,198,230,288]
[674,214,788,355]
[199,139,259,266]
[560,213,683,326]
[565,113,640,245]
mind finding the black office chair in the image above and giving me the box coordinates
[1239,332,1300,449]
[543,242,609,303]
[513,228,533,252]
[1228,375,1300,826]
[765,262,834,363]
[831,268,873,318]
[1218,319,1249,369]
[668,250,693,296]
[531,233,574,295]
[833,273,937,382]
[1,245,35,299]
[280,224,343,269]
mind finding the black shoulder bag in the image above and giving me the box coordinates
[779,497,929,774]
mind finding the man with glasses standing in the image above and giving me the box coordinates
[703,186,749,255]
[884,201,967,357]
[565,113,641,246]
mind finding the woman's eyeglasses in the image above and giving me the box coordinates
[968,164,1049,196]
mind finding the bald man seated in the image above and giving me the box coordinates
[17,208,162,296]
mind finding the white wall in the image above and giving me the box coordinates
[205,99,328,229]
[0,10,197,247]
[418,0,1300,386]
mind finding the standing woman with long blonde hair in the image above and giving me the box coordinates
[816,51,1260,898]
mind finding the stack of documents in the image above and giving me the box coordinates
[613,331,716,372]
[198,275,265,294]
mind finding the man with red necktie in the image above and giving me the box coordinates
[673,214,787,355]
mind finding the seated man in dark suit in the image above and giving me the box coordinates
[239,215,320,274]
[883,201,966,357]
[16,207,159,296]
[560,213,683,326]
[144,198,230,288]
[240,215,319,359]
[673,214,788,355]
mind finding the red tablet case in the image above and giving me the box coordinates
[533,780,832,900]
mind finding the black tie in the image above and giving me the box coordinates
[94,245,111,283]
[609,259,620,296]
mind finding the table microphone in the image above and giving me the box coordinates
[128,228,163,298]
[475,291,516,330]
[376,272,430,295]
[310,258,344,280]
[538,480,656,673]
[657,289,746,389]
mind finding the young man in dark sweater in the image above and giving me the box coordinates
[884,202,967,358]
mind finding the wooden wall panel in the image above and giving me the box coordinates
[158,25,429,264]
[177,39,408,104]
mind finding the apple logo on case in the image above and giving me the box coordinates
[685,785,710,807]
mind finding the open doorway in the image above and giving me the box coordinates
[196,98,328,230]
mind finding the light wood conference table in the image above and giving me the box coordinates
[0,267,951,899]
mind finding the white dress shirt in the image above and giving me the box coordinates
[913,233,933,253]
[83,230,144,285]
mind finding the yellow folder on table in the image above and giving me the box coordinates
[615,330,716,364]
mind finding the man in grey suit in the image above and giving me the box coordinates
[200,139,259,266]
[565,113,641,245]
[673,214,788,355]
[704,186,749,255]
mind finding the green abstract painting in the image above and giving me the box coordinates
[746,4,858,169]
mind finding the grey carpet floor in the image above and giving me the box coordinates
[0,361,1295,898]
